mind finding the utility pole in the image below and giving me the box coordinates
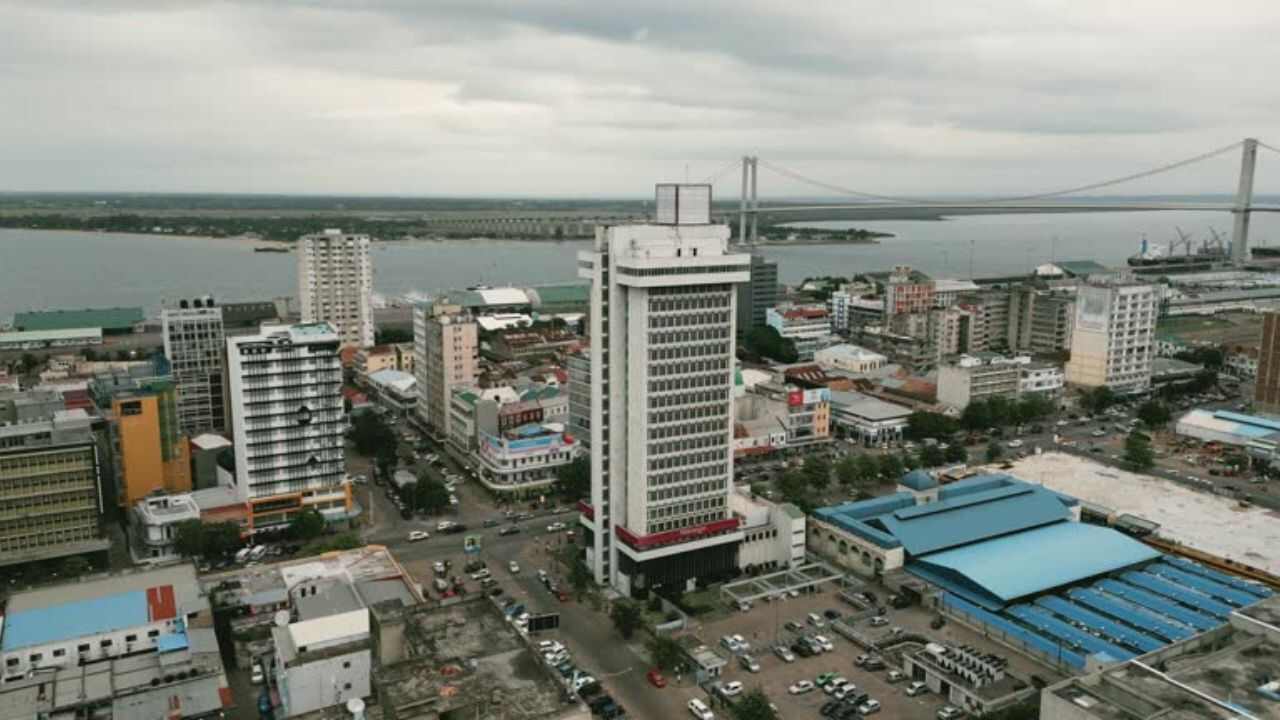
[1231,138,1258,266]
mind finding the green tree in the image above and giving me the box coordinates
[961,401,992,431]
[743,326,798,363]
[19,353,39,373]
[289,508,326,541]
[569,558,593,598]
[802,455,830,492]
[777,470,810,511]
[855,454,880,485]
[1018,394,1056,422]
[944,443,968,463]
[203,522,243,560]
[646,634,686,671]
[986,395,1013,428]
[879,453,904,480]
[905,412,959,440]
[413,474,452,515]
[834,456,859,487]
[1125,431,1154,470]
[1189,369,1218,393]
[173,520,206,559]
[730,688,778,720]
[556,455,590,501]
[350,411,397,457]
[1080,386,1117,415]
[919,444,945,468]
[1137,400,1172,429]
[986,441,1004,463]
[610,600,644,640]
[375,443,398,481]
[897,450,918,471]
[60,556,92,578]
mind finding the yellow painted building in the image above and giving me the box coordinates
[113,387,192,508]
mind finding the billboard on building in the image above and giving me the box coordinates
[802,388,831,405]
[1076,286,1111,331]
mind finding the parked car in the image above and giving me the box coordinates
[739,654,760,673]
[718,681,743,698]
[785,620,805,633]
[857,699,881,715]
[508,561,521,573]
[868,616,889,627]
[499,526,521,536]
[813,635,834,652]
[906,681,929,697]
[688,698,715,720]
[886,670,905,683]
[807,612,825,627]
[773,645,796,663]
[788,680,816,695]
[250,661,264,684]
[547,522,567,533]
[936,707,964,719]
[646,668,667,688]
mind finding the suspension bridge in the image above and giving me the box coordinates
[721,138,1280,266]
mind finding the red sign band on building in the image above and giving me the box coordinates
[577,500,594,520]
[788,390,804,406]
[615,517,740,550]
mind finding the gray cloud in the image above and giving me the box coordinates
[0,0,1277,196]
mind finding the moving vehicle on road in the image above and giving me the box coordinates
[508,561,520,573]
[718,681,743,697]
[688,698,714,720]
[546,522,567,533]
[646,668,667,688]
[408,530,429,542]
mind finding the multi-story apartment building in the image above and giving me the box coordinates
[0,410,109,568]
[937,354,1025,409]
[735,252,778,341]
[225,323,350,532]
[297,229,374,349]
[1009,286,1075,355]
[958,290,1012,353]
[928,306,973,361]
[161,298,226,435]
[766,305,835,360]
[413,303,478,439]
[1255,312,1280,411]
[1064,282,1157,393]
[90,369,191,508]
[883,265,936,318]
[577,184,750,595]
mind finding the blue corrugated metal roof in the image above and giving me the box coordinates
[907,523,1161,608]
[937,474,1012,501]
[880,485,1069,556]
[1213,410,1280,433]
[1,590,150,650]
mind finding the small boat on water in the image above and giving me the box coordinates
[254,246,290,253]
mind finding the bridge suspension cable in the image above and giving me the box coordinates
[1257,140,1280,155]
[756,140,1246,206]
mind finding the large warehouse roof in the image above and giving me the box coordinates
[879,482,1072,556]
[909,522,1162,610]
[13,307,144,332]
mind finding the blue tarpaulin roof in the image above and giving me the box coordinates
[156,628,189,653]
[1,590,149,651]
[907,522,1162,610]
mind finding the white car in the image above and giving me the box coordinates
[508,561,521,573]
[788,680,815,695]
[718,681,744,697]
[719,635,741,653]
[436,520,456,532]
[470,569,491,580]
[449,494,460,506]
[807,612,825,628]
[688,698,715,720]
[408,530,429,542]
[869,616,889,627]
[858,699,882,715]
[773,645,795,663]
[906,681,929,697]
[1006,439,1024,448]
[546,522,567,533]
[538,640,564,653]
[730,634,749,652]
[937,706,964,719]
[824,677,849,695]
[572,675,596,691]
[813,634,834,652]
[250,661,264,684]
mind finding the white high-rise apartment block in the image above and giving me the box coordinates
[413,303,478,439]
[297,229,374,349]
[161,297,226,435]
[226,323,350,530]
[1064,282,1157,393]
[577,184,751,596]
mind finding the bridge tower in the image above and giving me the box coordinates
[1231,138,1258,266]
[739,155,758,244]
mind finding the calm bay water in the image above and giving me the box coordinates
[3,210,1278,320]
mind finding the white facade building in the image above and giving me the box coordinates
[273,609,371,718]
[1064,282,1157,393]
[730,488,807,571]
[766,305,834,360]
[814,343,889,373]
[475,423,580,498]
[577,184,750,595]
[297,229,374,349]
[1020,363,1066,396]
[161,299,226,435]
[226,323,349,529]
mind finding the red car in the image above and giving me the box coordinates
[646,669,667,688]
[556,590,571,602]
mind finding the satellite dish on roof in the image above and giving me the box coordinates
[347,698,366,720]
[275,610,290,628]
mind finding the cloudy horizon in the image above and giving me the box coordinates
[2,1,1278,198]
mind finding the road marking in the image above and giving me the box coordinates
[600,667,632,678]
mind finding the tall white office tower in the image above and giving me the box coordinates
[577,184,751,596]
[297,229,375,349]
[225,323,350,531]
[1064,281,1157,394]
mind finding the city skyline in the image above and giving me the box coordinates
[1,2,1277,197]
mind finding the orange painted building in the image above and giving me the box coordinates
[113,386,192,508]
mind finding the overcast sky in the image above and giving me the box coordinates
[2,1,1277,197]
